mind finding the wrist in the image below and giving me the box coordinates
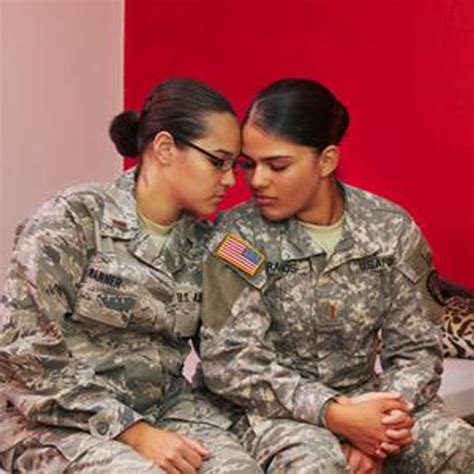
[325,401,353,436]
[116,420,149,447]
[319,395,343,428]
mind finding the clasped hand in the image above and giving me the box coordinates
[326,392,415,460]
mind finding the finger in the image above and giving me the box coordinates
[181,436,210,456]
[351,392,402,404]
[157,463,180,474]
[359,457,376,474]
[348,449,363,471]
[385,416,415,431]
[379,442,401,455]
[386,428,411,440]
[171,455,197,474]
[381,399,412,413]
[395,435,414,447]
[381,409,406,424]
[180,445,203,470]
[374,448,387,460]
[341,443,351,460]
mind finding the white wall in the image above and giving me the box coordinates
[0,0,123,285]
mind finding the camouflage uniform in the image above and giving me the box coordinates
[200,183,474,473]
[0,169,261,473]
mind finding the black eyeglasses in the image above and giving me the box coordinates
[174,135,238,172]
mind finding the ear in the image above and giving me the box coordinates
[151,131,176,165]
[318,145,340,178]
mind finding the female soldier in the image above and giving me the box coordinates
[200,78,474,473]
[0,78,261,474]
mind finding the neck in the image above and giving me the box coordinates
[297,177,344,226]
[135,158,181,226]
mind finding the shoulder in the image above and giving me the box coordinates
[213,201,276,248]
[16,181,109,250]
[59,181,108,219]
[345,184,411,222]
[344,184,419,247]
[205,202,274,287]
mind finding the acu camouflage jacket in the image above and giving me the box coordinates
[200,183,444,428]
[0,169,215,454]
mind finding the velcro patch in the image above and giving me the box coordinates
[215,233,265,277]
[426,270,447,306]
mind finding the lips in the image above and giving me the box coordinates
[253,194,277,206]
[212,194,225,202]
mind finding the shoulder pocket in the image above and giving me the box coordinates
[202,256,250,330]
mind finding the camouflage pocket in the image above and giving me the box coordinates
[158,393,233,430]
[167,302,200,337]
[167,284,202,338]
[314,320,349,357]
[73,284,137,329]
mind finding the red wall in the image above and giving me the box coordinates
[125,0,473,289]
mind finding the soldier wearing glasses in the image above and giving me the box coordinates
[0,78,261,474]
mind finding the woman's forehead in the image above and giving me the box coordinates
[242,123,305,159]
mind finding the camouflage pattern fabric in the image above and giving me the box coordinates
[232,414,350,474]
[1,403,261,473]
[200,183,474,473]
[384,397,474,473]
[0,169,261,473]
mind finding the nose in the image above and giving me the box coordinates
[221,168,236,188]
[249,164,269,190]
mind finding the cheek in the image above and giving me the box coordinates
[192,167,221,199]
[276,169,310,199]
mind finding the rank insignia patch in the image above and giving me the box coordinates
[215,233,265,277]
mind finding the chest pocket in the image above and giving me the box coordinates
[72,251,170,334]
[265,260,316,356]
[167,285,201,338]
[315,266,388,354]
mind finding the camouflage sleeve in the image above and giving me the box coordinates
[0,196,143,440]
[200,256,339,425]
[379,218,444,409]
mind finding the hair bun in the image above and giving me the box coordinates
[109,111,140,157]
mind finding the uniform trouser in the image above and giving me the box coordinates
[234,399,474,474]
[1,418,262,474]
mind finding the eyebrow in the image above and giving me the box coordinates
[241,152,293,162]
[212,148,234,158]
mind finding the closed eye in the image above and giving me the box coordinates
[240,158,256,169]
[269,161,290,171]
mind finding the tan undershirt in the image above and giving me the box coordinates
[137,211,174,252]
[298,215,344,258]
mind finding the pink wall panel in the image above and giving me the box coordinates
[125,0,473,288]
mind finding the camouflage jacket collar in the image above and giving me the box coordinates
[276,182,381,264]
[100,168,205,274]
[101,167,140,238]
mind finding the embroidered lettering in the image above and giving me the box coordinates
[87,268,123,288]
[265,261,298,275]
[359,256,395,272]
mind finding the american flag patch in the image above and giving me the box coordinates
[215,233,265,277]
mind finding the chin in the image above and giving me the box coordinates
[193,204,217,217]
[259,205,294,222]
